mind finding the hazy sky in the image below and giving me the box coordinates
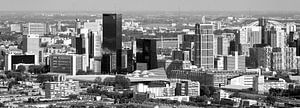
[1,0,300,12]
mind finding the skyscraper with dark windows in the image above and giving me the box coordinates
[136,39,157,70]
[258,18,268,46]
[194,24,214,69]
[75,36,84,54]
[194,24,201,67]
[88,31,94,58]
[297,39,300,56]
[102,14,122,74]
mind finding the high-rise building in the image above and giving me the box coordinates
[271,48,285,71]
[217,36,229,55]
[223,52,246,70]
[283,47,297,70]
[181,34,195,63]
[288,32,296,47]
[249,46,273,69]
[286,23,296,34]
[101,53,117,74]
[270,27,285,48]
[102,14,122,74]
[248,26,262,46]
[23,23,47,36]
[297,39,300,56]
[258,18,268,46]
[75,19,81,34]
[22,34,41,63]
[194,24,214,69]
[136,39,158,70]
[121,49,134,74]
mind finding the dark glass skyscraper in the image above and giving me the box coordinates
[297,39,300,56]
[102,14,122,74]
[75,35,85,54]
[194,24,201,67]
[136,39,157,70]
[258,18,268,46]
[194,24,214,69]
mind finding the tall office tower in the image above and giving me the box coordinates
[249,46,273,69]
[181,34,195,63]
[270,27,285,48]
[258,18,268,46]
[75,19,81,34]
[271,48,285,71]
[84,21,102,57]
[83,20,102,73]
[74,36,84,54]
[23,23,47,36]
[136,39,157,70]
[288,32,296,47]
[23,34,41,64]
[286,23,296,34]
[194,24,201,67]
[297,39,300,56]
[121,49,134,74]
[217,36,229,55]
[101,53,116,74]
[88,31,95,58]
[194,24,214,69]
[102,14,122,74]
[73,28,89,71]
[284,47,297,70]
[223,52,246,70]
[248,26,262,46]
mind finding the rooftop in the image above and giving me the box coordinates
[126,68,169,82]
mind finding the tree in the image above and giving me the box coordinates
[200,86,210,96]
[265,95,277,105]
[69,94,78,100]
[103,77,115,86]
[37,74,54,83]
[269,88,282,96]
[208,86,216,96]
[115,75,130,89]
[94,77,102,84]
[16,65,26,73]
[28,65,49,74]
[190,95,208,103]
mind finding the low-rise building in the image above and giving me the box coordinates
[44,74,80,99]
[228,75,255,88]
[253,75,287,94]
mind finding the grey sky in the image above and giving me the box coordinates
[1,0,299,12]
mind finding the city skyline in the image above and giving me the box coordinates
[1,0,300,12]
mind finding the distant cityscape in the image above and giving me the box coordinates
[0,9,299,108]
